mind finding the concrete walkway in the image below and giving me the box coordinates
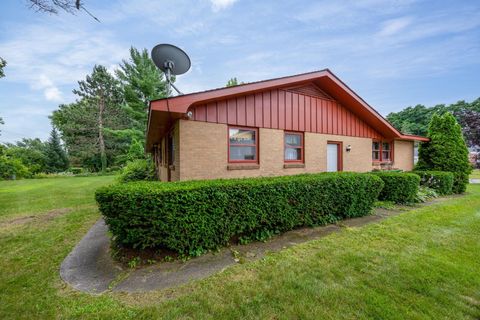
[470,178,480,184]
[60,199,454,294]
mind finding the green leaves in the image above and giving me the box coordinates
[416,112,472,193]
[96,172,384,255]
[412,171,454,195]
[372,172,420,204]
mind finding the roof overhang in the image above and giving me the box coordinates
[146,69,428,151]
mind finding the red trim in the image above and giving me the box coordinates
[399,134,430,142]
[228,126,259,163]
[372,140,394,163]
[327,141,343,172]
[284,131,304,163]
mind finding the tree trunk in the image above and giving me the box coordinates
[98,93,107,172]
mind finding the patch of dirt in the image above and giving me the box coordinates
[0,208,72,228]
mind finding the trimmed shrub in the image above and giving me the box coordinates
[118,159,156,183]
[96,172,384,255]
[412,171,454,195]
[372,172,420,204]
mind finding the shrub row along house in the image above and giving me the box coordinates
[146,70,428,181]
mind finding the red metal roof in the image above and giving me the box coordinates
[146,69,428,150]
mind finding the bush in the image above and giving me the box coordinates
[69,167,83,174]
[118,159,156,183]
[372,172,420,204]
[0,155,30,180]
[416,113,472,193]
[415,186,438,203]
[412,171,454,195]
[96,172,384,255]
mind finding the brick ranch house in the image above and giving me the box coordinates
[146,69,428,181]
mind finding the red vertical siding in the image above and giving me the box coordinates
[311,99,322,132]
[278,90,286,129]
[292,93,299,131]
[246,95,255,127]
[206,102,217,122]
[192,87,383,139]
[237,96,246,126]
[305,96,311,132]
[263,91,271,128]
[285,91,292,130]
[217,100,227,123]
[254,93,263,127]
[271,90,278,129]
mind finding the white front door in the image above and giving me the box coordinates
[327,143,338,172]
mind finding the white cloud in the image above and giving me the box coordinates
[210,0,238,12]
[0,20,126,97]
[44,86,63,102]
[377,17,412,37]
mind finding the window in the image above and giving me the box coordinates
[382,142,391,161]
[372,142,380,161]
[228,127,258,162]
[167,133,175,166]
[284,132,303,162]
[372,141,392,162]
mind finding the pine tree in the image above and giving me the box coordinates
[416,112,472,193]
[70,65,129,172]
[226,77,244,87]
[45,127,69,173]
[0,57,6,78]
[115,47,169,143]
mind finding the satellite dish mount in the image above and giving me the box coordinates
[151,44,191,96]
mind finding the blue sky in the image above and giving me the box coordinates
[0,0,479,143]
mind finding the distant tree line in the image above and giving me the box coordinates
[387,98,480,148]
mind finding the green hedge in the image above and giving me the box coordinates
[118,159,156,183]
[412,171,454,195]
[371,172,420,204]
[96,172,384,255]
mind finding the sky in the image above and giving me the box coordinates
[0,0,479,143]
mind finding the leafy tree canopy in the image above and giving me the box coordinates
[387,98,480,146]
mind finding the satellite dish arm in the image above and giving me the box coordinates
[170,82,183,95]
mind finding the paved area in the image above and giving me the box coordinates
[60,201,448,294]
[470,179,480,184]
[60,219,123,293]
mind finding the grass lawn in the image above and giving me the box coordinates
[471,169,480,179]
[1,176,480,319]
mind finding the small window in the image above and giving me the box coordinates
[372,141,392,162]
[167,133,175,166]
[285,132,303,162]
[229,127,258,162]
[382,142,391,160]
[372,142,380,161]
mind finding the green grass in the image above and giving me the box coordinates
[471,169,480,179]
[1,176,480,319]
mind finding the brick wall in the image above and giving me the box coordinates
[393,140,414,171]
[175,120,414,181]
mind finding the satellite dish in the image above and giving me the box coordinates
[151,44,191,96]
